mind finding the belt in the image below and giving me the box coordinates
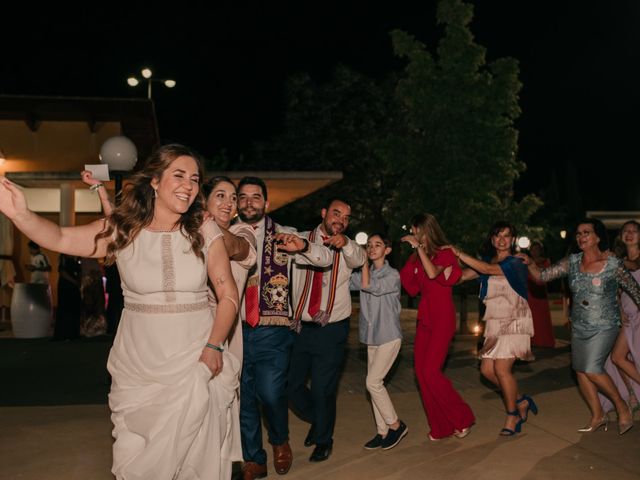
[124,300,209,314]
[301,317,349,328]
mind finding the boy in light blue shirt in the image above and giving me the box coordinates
[350,233,407,450]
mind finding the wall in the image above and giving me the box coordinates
[0,120,121,175]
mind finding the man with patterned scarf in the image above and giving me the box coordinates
[288,198,367,462]
[236,177,332,480]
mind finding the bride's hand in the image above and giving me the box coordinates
[0,177,29,220]
[199,345,223,377]
[80,170,102,187]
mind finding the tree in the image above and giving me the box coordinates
[387,0,541,251]
[250,66,400,233]
[246,0,541,253]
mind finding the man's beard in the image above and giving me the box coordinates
[323,220,344,236]
[239,207,265,224]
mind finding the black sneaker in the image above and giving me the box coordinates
[364,434,383,450]
[381,421,408,450]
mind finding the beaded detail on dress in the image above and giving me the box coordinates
[479,276,534,361]
[124,300,209,314]
[161,233,177,303]
[540,257,569,283]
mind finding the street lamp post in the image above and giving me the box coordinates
[127,68,176,99]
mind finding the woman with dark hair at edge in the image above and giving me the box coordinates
[400,213,475,441]
[599,220,640,415]
[450,221,537,436]
[525,218,640,435]
[2,144,241,478]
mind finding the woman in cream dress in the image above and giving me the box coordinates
[1,144,240,479]
[453,222,536,436]
[84,170,257,367]
[600,221,640,415]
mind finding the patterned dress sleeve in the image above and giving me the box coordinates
[540,257,569,282]
[616,260,640,306]
[229,223,257,270]
[200,219,224,252]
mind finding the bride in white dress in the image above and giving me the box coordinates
[0,144,240,479]
[82,171,258,368]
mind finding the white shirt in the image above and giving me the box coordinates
[291,225,367,324]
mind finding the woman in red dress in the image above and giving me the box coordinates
[527,241,555,347]
[400,213,475,440]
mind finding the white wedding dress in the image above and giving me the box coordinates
[107,220,241,479]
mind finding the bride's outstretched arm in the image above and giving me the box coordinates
[0,177,110,258]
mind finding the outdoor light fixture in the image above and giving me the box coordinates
[355,232,368,246]
[99,136,138,206]
[127,67,176,99]
[560,230,567,239]
[517,236,531,249]
[99,136,137,172]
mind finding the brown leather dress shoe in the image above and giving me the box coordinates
[273,441,293,474]
[241,461,267,480]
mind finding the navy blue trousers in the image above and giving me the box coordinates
[287,319,349,446]
[240,324,294,464]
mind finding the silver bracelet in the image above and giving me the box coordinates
[89,183,104,192]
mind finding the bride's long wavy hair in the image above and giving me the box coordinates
[96,144,206,265]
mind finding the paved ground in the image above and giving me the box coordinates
[1,306,639,480]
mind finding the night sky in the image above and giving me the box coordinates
[3,2,639,210]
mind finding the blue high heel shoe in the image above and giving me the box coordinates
[499,410,523,436]
[516,394,538,423]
